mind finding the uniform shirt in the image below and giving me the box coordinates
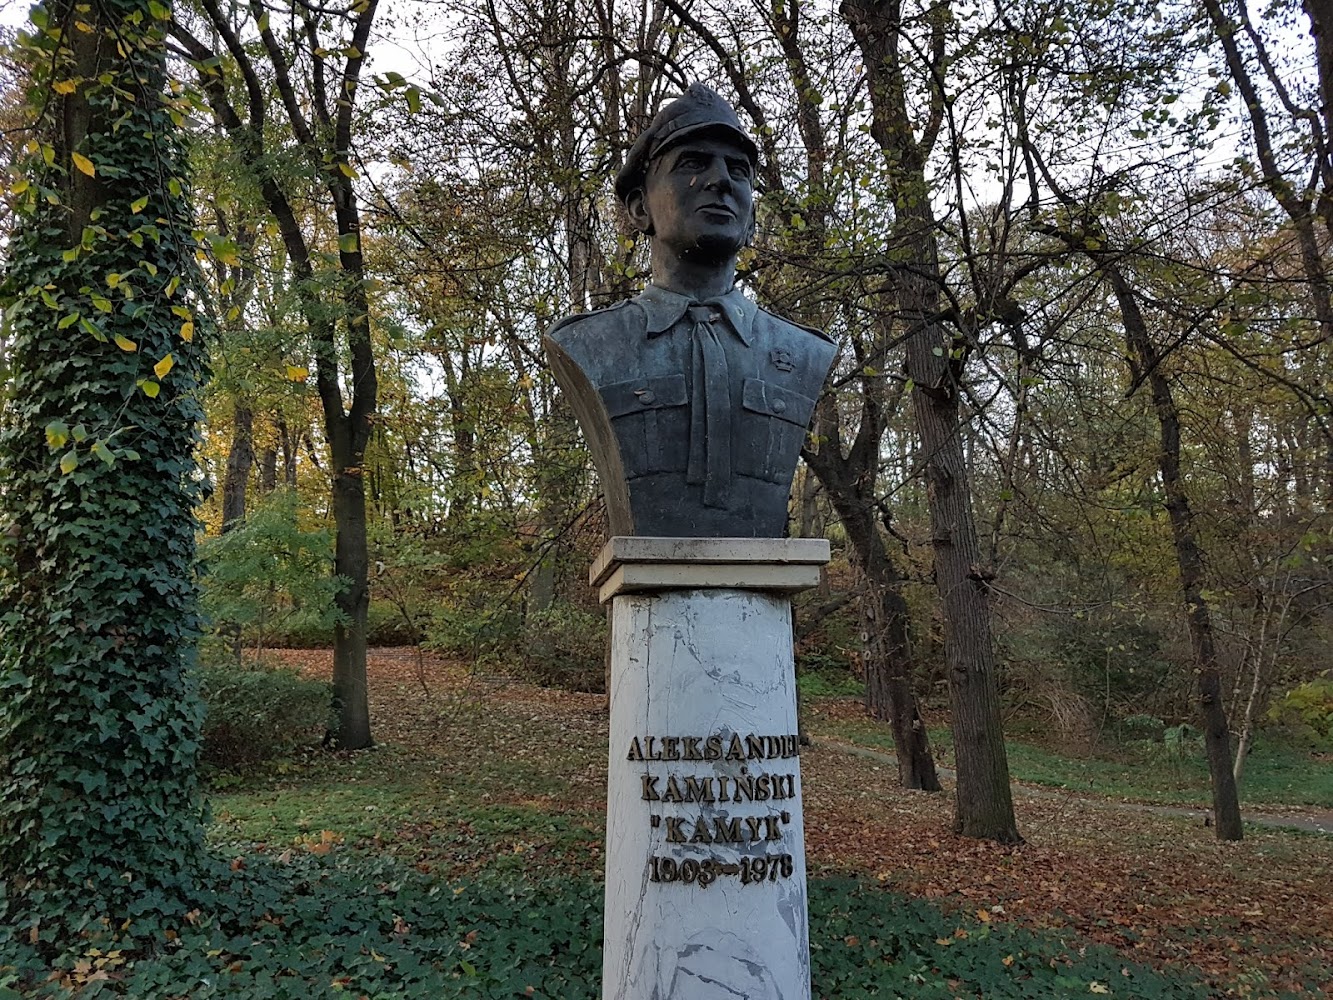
[545,284,836,538]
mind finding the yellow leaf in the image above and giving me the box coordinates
[140,380,160,398]
[337,161,357,178]
[285,365,309,382]
[71,151,95,177]
[11,177,30,195]
[1089,984,1111,995]
[976,909,991,923]
[53,79,77,94]
[113,334,137,352]
[179,321,194,342]
[153,353,174,379]
[60,452,78,474]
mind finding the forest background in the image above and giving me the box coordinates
[79,0,1332,817]
[1,0,1333,994]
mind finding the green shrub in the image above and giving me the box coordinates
[198,489,345,654]
[426,599,523,663]
[198,659,331,774]
[521,604,607,692]
[1266,677,1333,746]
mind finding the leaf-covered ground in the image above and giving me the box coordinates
[216,648,1333,998]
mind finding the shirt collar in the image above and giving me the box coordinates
[637,284,756,346]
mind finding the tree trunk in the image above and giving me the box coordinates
[804,423,941,792]
[1108,266,1243,840]
[841,0,1018,841]
[907,347,1020,838]
[330,459,372,748]
[179,0,379,751]
[279,417,298,486]
[221,403,254,532]
[259,444,278,493]
[858,560,941,790]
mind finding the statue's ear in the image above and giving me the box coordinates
[625,188,653,236]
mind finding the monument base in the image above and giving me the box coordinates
[594,537,829,1000]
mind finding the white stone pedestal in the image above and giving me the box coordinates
[593,537,830,1000]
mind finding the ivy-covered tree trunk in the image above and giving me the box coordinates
[0,0,207,935]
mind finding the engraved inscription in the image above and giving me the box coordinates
[632,731,802,887]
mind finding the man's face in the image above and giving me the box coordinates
[633,135,755,262]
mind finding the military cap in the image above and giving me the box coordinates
[614,83,759,204]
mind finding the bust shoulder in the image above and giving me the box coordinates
[756,306,836,346]
[546,300,644,347]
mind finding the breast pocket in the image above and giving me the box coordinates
[739,378,817,483]
[600,374,689,479]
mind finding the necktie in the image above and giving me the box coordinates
[685,303,731,508]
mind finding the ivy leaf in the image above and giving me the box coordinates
[45,421,70,449]
[71,151,96,177]
[91,441,115,467]
[153,353,174,379]
[114,334,137,352]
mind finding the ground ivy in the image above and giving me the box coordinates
[0,0,210,945]
[0,864,1246,998]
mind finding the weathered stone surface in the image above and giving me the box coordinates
[603,587,811,1000]
[591,536,831,586]
[591,537,830,603]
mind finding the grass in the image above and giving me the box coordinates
[798,668,866,698]
[812,710,1333,810]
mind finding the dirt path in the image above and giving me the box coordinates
[819,737,1333,835]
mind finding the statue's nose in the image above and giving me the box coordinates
[702,157,732,192]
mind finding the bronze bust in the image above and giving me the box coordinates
[544,84,836,538]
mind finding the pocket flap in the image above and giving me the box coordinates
[742,378,815,427]
[600,374,688,418]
